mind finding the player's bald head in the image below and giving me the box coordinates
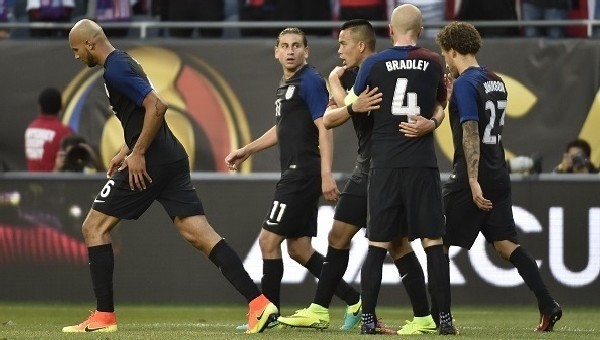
[390,4,422,35]
[69,19,106,44]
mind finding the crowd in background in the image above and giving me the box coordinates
[1,0,600,39]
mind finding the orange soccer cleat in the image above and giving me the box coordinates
[62,310,118,333]
[246,294,279,334]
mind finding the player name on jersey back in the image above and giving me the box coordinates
[385,59,430,72]
[483,80,506,94]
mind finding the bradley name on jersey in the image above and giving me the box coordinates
[384,59,430,72]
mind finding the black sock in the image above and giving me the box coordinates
[394,251,430,317]
[429,252,448,326]
[360,246,387,315]
[314,247,350,308]
[208,239,261,304]
[304,251,360,306]
[88,244,114,312]
[425,244,451,321]
[509,246,553,310]
[261,259,283,310]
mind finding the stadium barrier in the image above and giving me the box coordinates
[0,173,598,306]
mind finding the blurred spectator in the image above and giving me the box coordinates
[0,0,13,38]
[391,0,445,37]
[456,0,520,37]
[26,0,75,38]
[339,0,387,35]
[25,88,73,172]
[522,0,570,38]
[553,139,599,174]
[238,0,278,37]
[155,0,225,38]
[276,0,332,36]
[54,134,103,173]
[88,0,136,38]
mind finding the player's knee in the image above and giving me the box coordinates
[327,230,351,249]
[286,243,313,264]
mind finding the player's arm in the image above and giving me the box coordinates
[121,90,167,190]
[225,126,277,171]
[328,66,348,107]
[462,120,492,211]
[323,66,351,129]
[401,70,448,138]
[315,117,340,201]
[324,85,382,129]
[400,103,445,138]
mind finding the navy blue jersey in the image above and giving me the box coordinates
[103,50,187,165]
[340,67,373,176]
[447,66,510,189]
[353,46,446,168]
[275,64,328,175]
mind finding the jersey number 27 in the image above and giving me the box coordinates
[483,99,507,144]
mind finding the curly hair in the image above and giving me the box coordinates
[435,22,482,55]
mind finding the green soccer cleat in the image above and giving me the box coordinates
[339,298,362,330]
[397,315,438,335]
[277,304,330,330]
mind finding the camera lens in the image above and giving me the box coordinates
[571,152,586,168]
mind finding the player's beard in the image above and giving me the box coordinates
[85,50,97,68]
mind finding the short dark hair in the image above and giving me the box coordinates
[435,21,482,55]
[276,27,307,47]
[566,139,592,158]
[340,19,376,51]
[38,88,62,115]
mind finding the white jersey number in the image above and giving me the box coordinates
[482,100,507,144]
[391,78,421,117]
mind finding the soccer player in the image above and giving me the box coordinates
[346,5,456,335]
[225,27,362,330]
[63,19,277,334]
[277,19,439,335]
[435,21,562,332]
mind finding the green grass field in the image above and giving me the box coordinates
[1,302,598,339]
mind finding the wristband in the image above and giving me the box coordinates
[430,117,439,129]
[347,104,356,116]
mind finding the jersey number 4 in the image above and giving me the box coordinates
[391,78,420,116]
[483,100,507,144]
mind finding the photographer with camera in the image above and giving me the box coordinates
[54,134,104,173]
[553,139,598,174]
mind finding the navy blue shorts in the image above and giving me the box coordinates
[368,167,445,242]
[262,172,321,238]
[92,158,204,220]
[443,183,518,249]
[334,173,368,229]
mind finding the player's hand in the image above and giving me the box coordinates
[119,152,152,190]
[107,152,126,178]
[351,86,382,114]
[469,180,492,211]
[329,66,346,82]
[321,172,340,202]
[444,73,455,101]
[225,148,250,171]
[400,115,436,138]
